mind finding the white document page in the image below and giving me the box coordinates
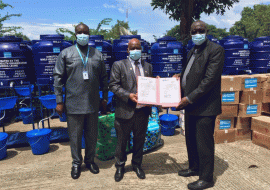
[137,76,157,104]
[159,78,180,104]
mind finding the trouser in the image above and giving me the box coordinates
[185,113,216,182]
[114,107,149,168]
[67,112,99,166]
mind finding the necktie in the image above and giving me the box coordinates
[135,61,141,78]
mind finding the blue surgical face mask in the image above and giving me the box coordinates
[129,50,141,61]
[76,34,89,46]
[192,33,206,46]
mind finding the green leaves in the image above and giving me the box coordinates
[229,4,270,41]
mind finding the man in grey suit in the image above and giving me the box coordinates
[173,20,225,190]
[53,23,108,179]
[109,38,152,182]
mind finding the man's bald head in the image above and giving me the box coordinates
[75,23,89,35]
[127,38,142,53]
[190,20,208,36]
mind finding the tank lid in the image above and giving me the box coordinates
[159,114,178,121]
[120,35,141,40]
[0,36,22,42]
[26,128,52,138]
[89,35,104,40]
[157,36,177,42]
[40,34,65,40]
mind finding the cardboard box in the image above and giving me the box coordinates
[252,131,270,150]
[221,75,242,91]
[238,103,262,117]
[235,128,251,141]
[261,74,270,89]
[262,103,270,113]
[214,129,235,144]
[240,75,263,91]
[221,91,239,104]
[220,104,238,117]
[215,117,235,131]
[262,89,270,103]
[235,117,251,129]
[239,90,263,104]
[251,116,270,136]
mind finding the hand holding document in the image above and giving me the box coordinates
[137,76,181,107]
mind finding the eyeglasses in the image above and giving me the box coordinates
[191,29,206,35]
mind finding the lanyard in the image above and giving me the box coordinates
[76,44,89,68]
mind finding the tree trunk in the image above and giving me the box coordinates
[179,0,194,45]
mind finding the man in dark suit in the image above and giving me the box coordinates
[173,20,225,190]
[109,38,152,182]
[53,23,108,179]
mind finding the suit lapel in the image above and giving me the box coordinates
[126,59,136,82]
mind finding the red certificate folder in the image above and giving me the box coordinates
[137,76,181,107]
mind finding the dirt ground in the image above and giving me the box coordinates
[1,113,270,190]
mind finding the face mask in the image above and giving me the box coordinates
[76,34,89,46]
[192,33,206,46]
[129,50,141,61]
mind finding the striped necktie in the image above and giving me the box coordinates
[135,61,141,77]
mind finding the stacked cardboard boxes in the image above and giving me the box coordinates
[215,74,266,144]
[251,116,270,150]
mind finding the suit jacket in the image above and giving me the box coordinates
[109,59,153,119]
[53,45,108,114]
[181,39,225,116]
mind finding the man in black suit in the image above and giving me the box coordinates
[109,38,152,182]
[173,20,225,190]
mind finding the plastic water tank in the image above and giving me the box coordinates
[151,36,184,77]
[32,34,72,84]
[220,35,250,75]
[113,35,150,62]
[88,35,113,77]
[0,36,32,87]
[249,36,270,74]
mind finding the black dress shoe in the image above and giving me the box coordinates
[178,169,199,177]
[115,167,125,182]
[188,179,214,190]
[86,163,99,174]
[133,166,146,179]
[71,165,81,179]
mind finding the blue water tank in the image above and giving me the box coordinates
[151,36,184,77]
[0,36,33,87]
[221,35,250,75]
[88,35,113,77]
[249,36,270,74]
[113,35,150,62]
[32,34,72,84]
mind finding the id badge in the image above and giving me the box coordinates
[83,71,89,80]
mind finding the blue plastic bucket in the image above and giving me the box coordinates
[0,132,8,160]
[159,114,178,136]
[0,96,18,111]
[19,107,36,124]
[39,94,56,109]
[14,85,34,96]
[26,129,52,155]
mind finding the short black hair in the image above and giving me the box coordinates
[75,23,89,32]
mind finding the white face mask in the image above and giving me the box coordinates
[192,33,206,45]
[76,34,89,46]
